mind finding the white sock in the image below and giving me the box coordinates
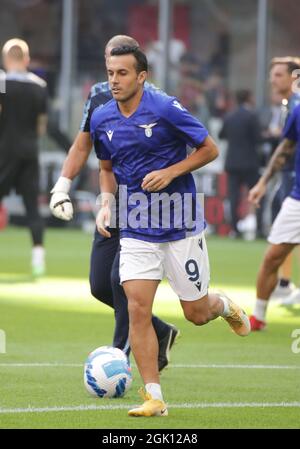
[219,294,230,317]
[253,298,268,321]
[32,246,45,267]
[145,383,163,401]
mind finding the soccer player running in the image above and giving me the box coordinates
[248,103,300,329]
[92,45,250,417]
[249,57,300,329]
[0,39,47,276]
[265,58,300,305]
[49,35,178,371]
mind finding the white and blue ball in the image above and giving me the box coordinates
[84,346,132,398]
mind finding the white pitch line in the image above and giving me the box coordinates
[0,363,82,367]
[0,402,300,415]
[0,363,299,369]
[171,364,300,370]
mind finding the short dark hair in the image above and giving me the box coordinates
[270,57,300,74]
[236,89,252,105]
[110,45,148,73]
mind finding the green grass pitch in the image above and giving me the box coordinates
[0,226,299,429]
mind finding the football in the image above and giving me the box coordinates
[84,346,132,398]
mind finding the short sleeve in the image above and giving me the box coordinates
[94,139,111,160]
[0,70,5,95]
[39,85,48,114]
[283,105,300,142]
[90,110,111,161]
[161,98,209,147]
[80,92,92,132]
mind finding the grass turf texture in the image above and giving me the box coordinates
[0,226,299,429]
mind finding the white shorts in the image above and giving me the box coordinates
[119,233,210,301]
[268,197,300,244]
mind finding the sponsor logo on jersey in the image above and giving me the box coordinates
[106,130,114,141]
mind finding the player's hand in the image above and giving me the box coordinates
[50,192,73,221]
[248,180,267,208]
[96,204,111,238]
[141,168,174,192]
[50,177,73,221]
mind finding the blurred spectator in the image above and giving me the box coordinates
[205,71,229,118]
[209,31,230,79]
[145,38,186,92]
[177,53,210,129]
[219,89,262,237]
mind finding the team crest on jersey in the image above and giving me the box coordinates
[106,130,114,141]
[138,123,157,138]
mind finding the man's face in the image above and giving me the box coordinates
[269,63,292,95]
[106,54,146,102]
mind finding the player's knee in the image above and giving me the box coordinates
[127,296,150,324]
[264,249,285,271]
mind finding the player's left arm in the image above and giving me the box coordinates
[260,138,296,182]
[248,138,296,207]
[37,83,48,136]
[248,104,300,207]
[142,135,218,192]
[37,113,48,137]
[96,159,117,238]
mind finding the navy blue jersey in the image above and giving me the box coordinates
[282,92,300,171]
[80,81,160,133]
[282,103,300,200]
[91,89,209,243]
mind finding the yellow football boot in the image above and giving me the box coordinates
[128,388,168,417]
[221,295,251,336]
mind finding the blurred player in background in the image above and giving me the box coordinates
[92,45,250,417]
[267,57,300,302]
[0,38,47,276]
[248,103,300,329]
[50,35,179,372]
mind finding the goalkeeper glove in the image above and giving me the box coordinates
[49,177,73,221]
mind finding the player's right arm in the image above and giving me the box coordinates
[50,131,93,221]
[60,131,93,178]
[96,160,117,238]
[142,135,218,192]
[49,83,97,221]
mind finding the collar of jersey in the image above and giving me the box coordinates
[114,90,146,122]
[6,70,28,79]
